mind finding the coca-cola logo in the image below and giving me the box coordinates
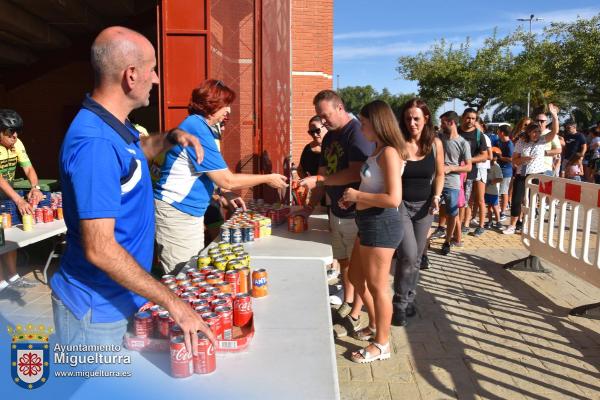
[236,301,252,312]
[207,344,215,356]
[172,347,191,361]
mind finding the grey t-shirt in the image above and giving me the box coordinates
[441,134,471,189]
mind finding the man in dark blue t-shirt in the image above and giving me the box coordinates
[299,90,374,335]
[496,125,514,219]
[561,121,587,175]
[51,26,215,353]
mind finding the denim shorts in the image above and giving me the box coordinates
[355,207,403,249]
[441,187,460,217]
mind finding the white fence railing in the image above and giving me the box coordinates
[514,175,600,317]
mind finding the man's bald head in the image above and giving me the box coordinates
[91,26,153,85]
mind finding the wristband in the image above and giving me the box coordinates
[166,129,178,145]
[316,175,325,187]
[433,195,441,201]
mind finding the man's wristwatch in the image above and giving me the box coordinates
[32,185,41,191]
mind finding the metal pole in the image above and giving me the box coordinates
[517,14,543,118]
[336,74,339,90]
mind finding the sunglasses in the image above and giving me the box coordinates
[535,119,547,123]
[308,127,323,135]
[2,129,18,137]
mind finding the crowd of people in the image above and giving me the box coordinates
[296,84,600,363]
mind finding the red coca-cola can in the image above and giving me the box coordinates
[213,271,225,281]
[170,335,193,378]
[191,277,205,287]
[167,283,182,296]
[216,292,234,308]
[134,311,154,338]
[201,312,223,339]
[179,282,194,291]
[180,292,196,303]
[200,266,214,276]
[214,306,233,340]
[206,287,220,297]
[43,207,54,223]
[187,270,202,280]
[193,332,216,374]
[194,305,211,315]
[185,287,200,297]
[206,274,221,285]
[198,292,213,303]
[149,304,163,319]
[211,299,227,311]
[224,270,239,296]
[161,274,175,283]
[190,298,208,308]
[233,293,253,327]
[34,207,44,224]
[197,282,212,292]
[170,324,183,339]
[157,311,172,338]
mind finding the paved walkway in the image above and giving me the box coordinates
[337,228,600,400]
[2,228,600,399]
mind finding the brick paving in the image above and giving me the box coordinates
[2,226,600,399]
[337,227,600,400]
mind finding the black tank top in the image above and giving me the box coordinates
[402,150,435,202]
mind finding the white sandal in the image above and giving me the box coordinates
[351,342,390,363]
[352,326,376,341]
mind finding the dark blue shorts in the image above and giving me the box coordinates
[355,207,403,249]
[484,193,499,206]
[441,187,459,217]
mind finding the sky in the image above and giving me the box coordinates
[333,0,600,115]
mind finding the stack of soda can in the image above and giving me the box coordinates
[219,210,272,244]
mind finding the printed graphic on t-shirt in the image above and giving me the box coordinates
[324,141,345,175]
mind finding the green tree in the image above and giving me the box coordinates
[397,31,517,114]
[338,85,416,120]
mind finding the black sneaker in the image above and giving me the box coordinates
[391,310,408,327]
[473,227,485,237]
[461,226,470,234]
[483,222,491,229]
[441,242,451,255]
[420,254,430,270]
[515,221,523,232]
[430,227,446,239]
[406,303,417,317]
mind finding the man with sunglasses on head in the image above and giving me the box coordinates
[0,109,44,296]
[535,111,562,177]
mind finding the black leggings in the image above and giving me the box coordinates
[510,175,526,218]
[510,175,539,218]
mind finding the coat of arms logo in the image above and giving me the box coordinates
[8,323,53,390]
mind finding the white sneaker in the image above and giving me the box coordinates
[502,226,516,235]
[326,268,339,281]
[329,295,343,306]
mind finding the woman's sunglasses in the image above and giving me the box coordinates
[308,127,323,135]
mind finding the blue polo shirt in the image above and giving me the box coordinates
[50,95,155,323]
[153,114,227,216]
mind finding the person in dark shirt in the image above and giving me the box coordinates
[298,115,325,178]
[561,121,587,176]
[458,108,489,237]
[299,90,374,336]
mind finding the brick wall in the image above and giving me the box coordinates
[291,0,333,166]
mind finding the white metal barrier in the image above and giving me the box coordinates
[508,174,600,317]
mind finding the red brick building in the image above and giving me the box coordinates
[0,0,332,200]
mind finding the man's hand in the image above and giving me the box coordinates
[222,191,246,211]
[299,175,318,190]
[548,103,559,116]
[16,198,33,215]
[167,298,217,355]
[26,188,43,206]
[170,129,204,164]
[265,174,288,189]
[443,165,454,175]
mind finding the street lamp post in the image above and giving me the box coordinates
[336,74,340,90]
[517,14,543,118]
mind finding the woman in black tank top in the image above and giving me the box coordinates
[392,99,444,327]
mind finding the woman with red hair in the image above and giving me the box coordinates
[153,80,287,274]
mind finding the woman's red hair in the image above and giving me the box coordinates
[188,79,236,116]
